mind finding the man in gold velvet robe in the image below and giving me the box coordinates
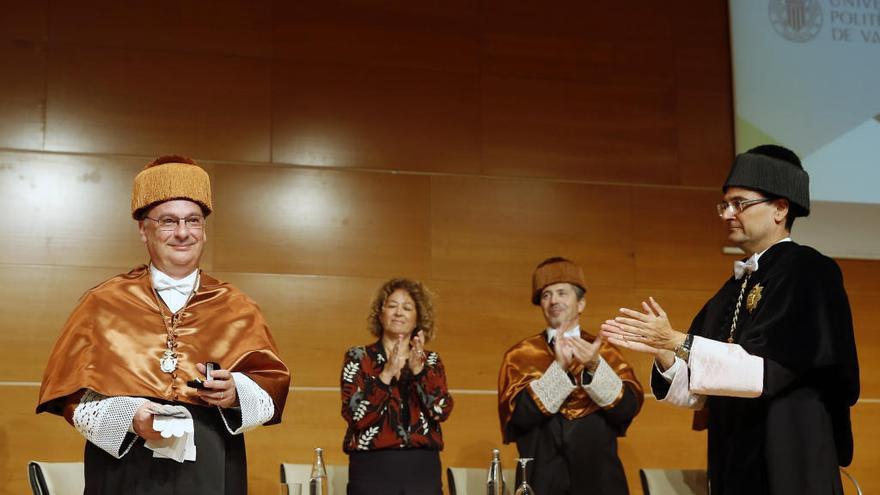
[36,155,290,494]
[498,257,643,494]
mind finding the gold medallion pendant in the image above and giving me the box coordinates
[747,284,763,313]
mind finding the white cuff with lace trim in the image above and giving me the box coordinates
[529,361,576,414]
[72,390,146,459]
[582,357,623,408]
[654,357,706,409]
[689,336,763,397]
[218,372,275,435]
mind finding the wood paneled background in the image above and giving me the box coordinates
[0,1,876,494]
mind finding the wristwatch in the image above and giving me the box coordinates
[674,334,694,362]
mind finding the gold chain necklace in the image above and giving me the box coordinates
[727,273,751,343]
[155,273,200,374]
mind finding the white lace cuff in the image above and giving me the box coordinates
[689,336,763,397]
[582,357,623,408]
[528,361,576,414]
[219,372,275,435]
[655,358,706,409]
[72,390,146,459]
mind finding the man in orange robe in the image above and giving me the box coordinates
[36,155,290,494]
[498,257,643,494]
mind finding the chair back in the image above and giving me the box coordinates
[639,469,708,495]
[641,467,863,495]
[27,461,85,495]
[446,466,515,495]
[840,468,862,495]
[280,462,348,494]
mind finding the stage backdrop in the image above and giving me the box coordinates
[0,1,876,494]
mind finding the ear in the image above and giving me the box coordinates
[577,297,586,314]
[774,198,790,225]
[138,220,147,243]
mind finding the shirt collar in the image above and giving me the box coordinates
[150,264,199,294]
[546,325,581,344]
[752,237,792,265]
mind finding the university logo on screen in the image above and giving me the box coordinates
[769,0,823,42]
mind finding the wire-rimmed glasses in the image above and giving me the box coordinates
[144,215,205,231]
[715,198,772,217]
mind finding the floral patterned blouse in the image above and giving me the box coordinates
[341,340,454,453]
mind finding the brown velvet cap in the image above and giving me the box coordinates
[131,155,213,219]
[531,257,587,305]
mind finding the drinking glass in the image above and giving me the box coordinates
[514,457,534,495]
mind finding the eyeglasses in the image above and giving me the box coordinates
[144,215,205,231]
[715,198,772,217]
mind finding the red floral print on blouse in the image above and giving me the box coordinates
[341,340,453,453]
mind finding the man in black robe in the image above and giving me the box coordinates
[601,145,860,494]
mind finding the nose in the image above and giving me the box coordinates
[173,218,190,238]
[720,205,737,220]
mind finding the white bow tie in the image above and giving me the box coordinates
[733,257,759,280]
[547,328,580,344]
[154,277,194,295]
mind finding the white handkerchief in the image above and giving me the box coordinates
[145,406,196,463]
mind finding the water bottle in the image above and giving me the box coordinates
[309,447,328,495]
[487,448,504,495]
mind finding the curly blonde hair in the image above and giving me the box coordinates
[367,278,436,342]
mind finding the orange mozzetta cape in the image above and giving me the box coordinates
[498,332,643,443]
[36,265,290,424]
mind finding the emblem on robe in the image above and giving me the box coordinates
[747,284,763,313]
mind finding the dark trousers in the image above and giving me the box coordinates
[84,404,247,494]
[347,449,442,495]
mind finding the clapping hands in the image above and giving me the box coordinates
[379,331,427,384]
[554,331,603,374]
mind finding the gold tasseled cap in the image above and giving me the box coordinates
[131,155,213,219]
[531,257,587,305]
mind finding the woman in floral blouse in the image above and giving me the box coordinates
[340,278,454,494]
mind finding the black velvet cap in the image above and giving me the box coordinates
[723,144,810,217]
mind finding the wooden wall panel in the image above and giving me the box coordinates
[674,90,734,187]
[272,1,481,74]
[211,165,432,278]
[0,152,150,268]
[483,2,674,87]
[671,2,734,187]
[429,278,555,390]
[0,264,133,381]
[1,1,879,493]
[45,46,272,162]
[271,60,481,172]
[481,75,680,182]
[214,271,388,387]
[849,292,880,398]
[0,1,47,150]
[633,188,733,291]
[0,387,84,495]
[430,175,635,287]
[671,1,732,94]
[838,259,880,293]
[849,404,880,494]
[48,0,273,58]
